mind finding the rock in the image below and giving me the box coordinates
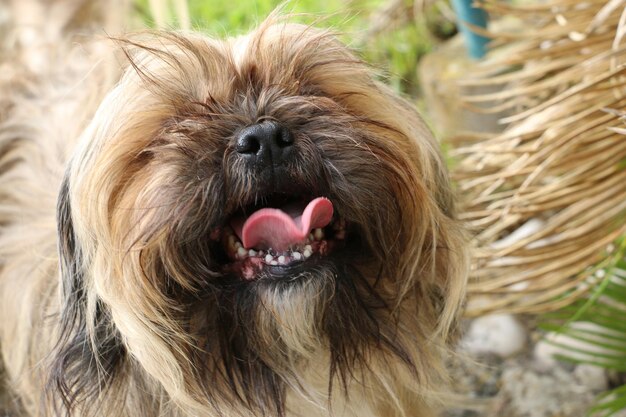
[574,364,608,392]
[534,322,616,370]
[462,314,527,358]
[495,366,594,417]
[533,339,561,370]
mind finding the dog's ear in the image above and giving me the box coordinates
[47,173,126,414]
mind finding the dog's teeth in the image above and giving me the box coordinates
[237,247,247,258]
[292,251,302,261]
[235,241,242,249]
[304,244,312,252]
[313,228,323,240]
[278,255,286,264]
[303,249,312,258]
[270,260,278,266]
[248,249,257,257]
[308,233,314,242]
[265,254,273,263]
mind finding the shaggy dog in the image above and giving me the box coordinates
[0,1,467,416]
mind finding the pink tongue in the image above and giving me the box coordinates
[231,197,333,251]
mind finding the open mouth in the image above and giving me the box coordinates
[213,194,347,280]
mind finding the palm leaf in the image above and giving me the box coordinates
[540,242,626,415]
[590,384,626,417]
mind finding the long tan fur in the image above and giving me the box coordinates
[0,2,467,416]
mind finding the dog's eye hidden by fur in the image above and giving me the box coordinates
[0,5,468,417]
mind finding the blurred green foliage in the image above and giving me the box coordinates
[134,0,456,97]
[187,1,371,36]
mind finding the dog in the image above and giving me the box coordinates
[0,1,468,416]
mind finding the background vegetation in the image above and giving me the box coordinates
[135,0,456,96]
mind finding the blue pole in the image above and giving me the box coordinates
[451,0,489,60]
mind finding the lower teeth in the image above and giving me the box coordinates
[237,244,319,265]
[224,222,345,265]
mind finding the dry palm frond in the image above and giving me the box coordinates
[451,0,626,316]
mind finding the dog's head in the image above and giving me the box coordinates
[51,20,467,416]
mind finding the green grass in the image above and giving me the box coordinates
[134,0,446,97]
[136,0,378,37]
[187,0,369,36]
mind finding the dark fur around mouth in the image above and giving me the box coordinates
[191,258,403,415]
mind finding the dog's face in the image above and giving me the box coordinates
[52,21,466,416]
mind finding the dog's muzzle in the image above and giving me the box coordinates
[214,121,351,280]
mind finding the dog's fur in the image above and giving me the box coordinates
[0,2,467,416]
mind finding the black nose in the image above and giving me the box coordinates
[235,121,294,167]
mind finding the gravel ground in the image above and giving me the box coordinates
[446,315,626,417]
